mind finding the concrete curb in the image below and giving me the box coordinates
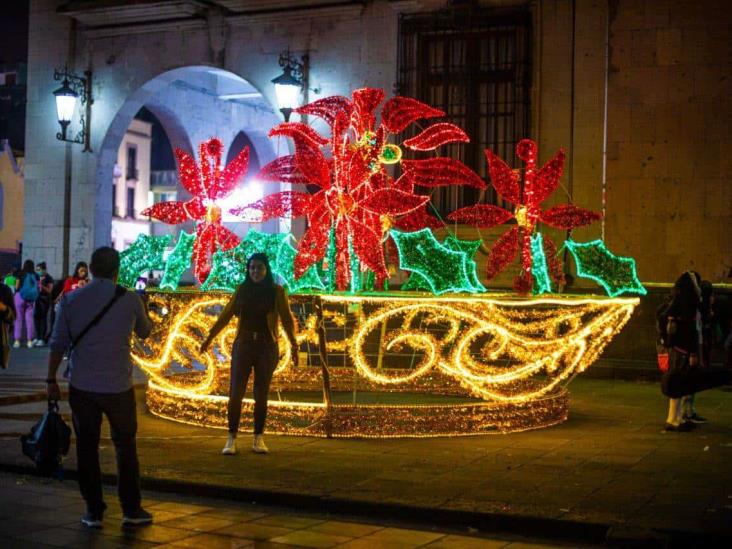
[3,461,730,546]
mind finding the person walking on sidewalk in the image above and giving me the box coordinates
[32,262,54,347]
[46,247,154,528]
[0,283,15,369]
[200,253,298,455]
[13,260,39,348]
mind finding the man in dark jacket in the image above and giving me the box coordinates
[46,247,153,528]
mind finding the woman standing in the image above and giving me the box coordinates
[200,253,298,455]
[0,283,16,368]
[63,261,90,294]
[13,260,39,348]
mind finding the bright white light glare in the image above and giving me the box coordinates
[55,94,77,123]
[274,82,300,111]
[220,179,263,222]
[218,92,263,100]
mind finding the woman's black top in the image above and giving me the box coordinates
[237,282,275,336]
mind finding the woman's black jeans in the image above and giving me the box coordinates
[228,334,279,434]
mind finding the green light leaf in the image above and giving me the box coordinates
[530,233,552,295]
[565,239,646,297]
[160,231,195,290]
[119,234,172,287]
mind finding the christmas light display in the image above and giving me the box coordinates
[160,231,195,291]
[530,233,553,295]
[447,139,602,293]
[564,239,646,297]
[133,291,638,437]
[141,138,250,282]
[118,234,172,287]
[242,88,479,291]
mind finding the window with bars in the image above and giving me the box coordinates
[397,6,532,217]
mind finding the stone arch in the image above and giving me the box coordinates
[94,66,280,248]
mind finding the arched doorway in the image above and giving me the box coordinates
[94,66,281,249]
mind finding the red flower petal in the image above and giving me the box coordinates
[402,158,485,189]
[141,201,191,224]
[539,204,602,230]
[296,147,331,188]
[513,271,534,295]
[257,155,312,185]
[542,235,565,286]
[485,149,520,204]
[393,174,414,193]
[215,224,240,251]
[183,197,206,220]
[295,96,352,127]
[351,217,388,280]
[231,191,312,222]
[446,204,513,228]
[352,88,385,132]
[359,188,429,216]
[174,149,204,198]
[532,149,565,205]
[486,226,520,280]
[393,205,444,231]
[192,223,217,283]
[269,123,329,150]
[334,219,351,291]
[381,97,444,133]
[212,146,249,200]
[294,204,331,278]
[403,123,469,151]
[198,139,222,198]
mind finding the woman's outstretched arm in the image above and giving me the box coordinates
[200,287,240,353]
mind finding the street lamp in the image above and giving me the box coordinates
[53,65,93,152]
[271,50,307,122]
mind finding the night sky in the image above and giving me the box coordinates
[0,1,29,65]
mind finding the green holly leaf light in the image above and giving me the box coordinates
[565,239,646,297]
[119,234,172,287]
[391,228,480,295]
[275,239,325,292]
[160,231,195,290]
[530,233,552,295]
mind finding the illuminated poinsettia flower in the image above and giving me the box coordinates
[241,88,479,290]
[141,138,250,283]
[447,139,602,294]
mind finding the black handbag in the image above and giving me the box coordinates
[20,400,72,476]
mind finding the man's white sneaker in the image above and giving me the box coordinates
[222,435,237,455]
[252,435,269,454]
[12,341,20,349]
[26,340,35,348]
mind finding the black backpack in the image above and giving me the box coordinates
[20,400,72,476]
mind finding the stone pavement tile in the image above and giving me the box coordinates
[503,542,564,548]
[162,532,254,548]
[0,536,58,549]
[357,526,445,546]
[160,514,237,532]
[269,529,354,547]
[423,533,509,548]
[252,514,326,529]
[9,525,127,548]
[112,524,194,544]
[109,508,181,522]
[14,505,85,526]
[0,517,55,536]
[305,520,384,537]
[214,521,293,540]
[148,501,215,515]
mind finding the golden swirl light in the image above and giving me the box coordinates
[133,291,638,437]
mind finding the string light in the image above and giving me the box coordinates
[133,292,637,437]
[118,234,171,287]
[564,239,647,297]
[530,233,552,295]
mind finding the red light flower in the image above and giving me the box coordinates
[447,139,602,293]
[239,88,482,290]
[141,138,249,283]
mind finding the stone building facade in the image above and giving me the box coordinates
[22,0,731,283]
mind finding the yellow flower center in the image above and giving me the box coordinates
[206,204,222,223]
[514,206,532,229]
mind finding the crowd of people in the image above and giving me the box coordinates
[1,260,89,350]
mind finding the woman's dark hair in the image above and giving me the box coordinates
[243,253,275,287]
[0,283,15,317]
[21,259,34,275]
[72,261,89,279]
[670,271,702,318]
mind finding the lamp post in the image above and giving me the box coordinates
[271,50,307,122]
[53,65,93,152]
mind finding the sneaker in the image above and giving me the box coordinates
[252,434,269,454]
[122,508,153,526]
[27,340,35,348]
[683,413,708,424]
[12,341,20,349]
[81,511,103,528]
[34,339,47,347]
[664,421,695,432]
[222,435,237,455]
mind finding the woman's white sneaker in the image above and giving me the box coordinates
[221,435,237,455]
[252,435,269,454]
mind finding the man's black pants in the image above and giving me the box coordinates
[68,386,141,515]
[228,335,278,434]
[33,296,49,342]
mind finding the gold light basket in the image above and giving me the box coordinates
[133,291,638,437]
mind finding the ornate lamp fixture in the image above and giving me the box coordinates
[271,49,307,122]
[53,65,93,152]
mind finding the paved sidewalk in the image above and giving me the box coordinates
[1,349,731,545]
[0,471,563,548]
